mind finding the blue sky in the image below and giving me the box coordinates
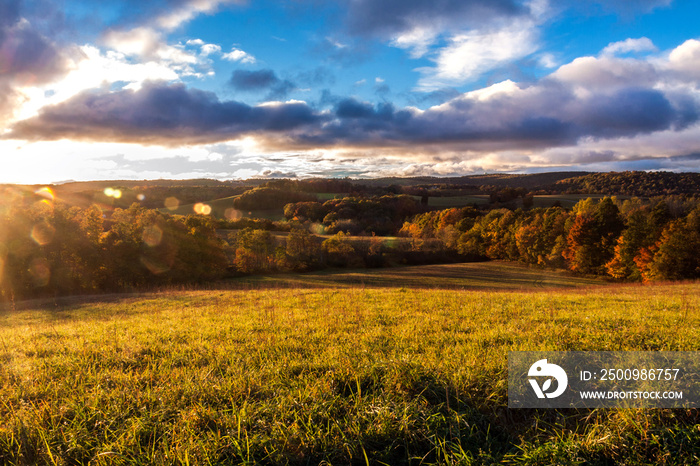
[1,0,699,182]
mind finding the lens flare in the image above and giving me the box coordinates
[164,197,180,210]
[194,203,212,215]
[31,223,56,245]
[140,256,170,275]
[142,225,163,247]
[29,258,51,287]
[104,187,123,198]
[225,208,242,220]
[35,187,55,201]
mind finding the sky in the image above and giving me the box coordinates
[1,0,699,183]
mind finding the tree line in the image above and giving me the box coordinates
[398,197,700,281]
[0,202,228,301]
[3,190,699,302]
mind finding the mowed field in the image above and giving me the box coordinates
[236,261,604,290]
[1,263,699,465]
[159,196,285,221]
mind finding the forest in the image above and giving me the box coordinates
[1,171,699,301]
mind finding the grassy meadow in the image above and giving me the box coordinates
[0,263,699,464]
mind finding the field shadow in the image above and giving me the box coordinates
[231,261,605,291]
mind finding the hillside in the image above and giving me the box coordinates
[1,278,698,464]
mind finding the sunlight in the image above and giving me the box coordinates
[103,187,123,199]
[34,187,55,202]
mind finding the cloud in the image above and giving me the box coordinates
[563,0,672,16]
[7,81,322,145]
[602,37,657,56]
[415,20,540,90]
[294,67,335,87]
[102,27,198,66]
[199,43,221,56]
[93,0,242,31]
[222,47,256,64]
[7,39,700,171]
[666,39,700,81]
[0,2,75,123]
[155,0,237,30]
[345,0,527,39]
[552,55,659,92]
[229,69,278,90]
[229,69,296,100]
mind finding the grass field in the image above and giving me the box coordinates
[236,261,604,290]
[159,195,285,221]
[1,265,698,465]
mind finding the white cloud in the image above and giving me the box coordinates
[552,55,658,92]
[156,0,239,30]
[200,43,222,56]
[415,21,539,90]
[602,37,657,56]
[326,37,348,49]
[12,45,182,121]
[463,80,520,102]
[538,53,557,68]
[102,27,198,66]
[391,26,440,59]
[222,47,256,64]
[666,39,700,80]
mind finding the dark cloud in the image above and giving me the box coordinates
[7,64,700,154]
[229,69,279,90]
[335,99,377,119]
[259,170,299,178]
[559,0,672,16]
[300,80,696,150]
[7,81,323,145]
[0,0,21,33]
[575,88,676,137]
[0,24,69,78]
[374,83,391,100]
[294,66,336,87]
[0,0,74,122]
[345,0,527,38]
[229,69,297,100]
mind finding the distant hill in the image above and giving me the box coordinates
[350,171,590,189]
[3,171,699,207]
[552,171,700,196]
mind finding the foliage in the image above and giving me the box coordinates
[400,196,700,281]
[0,201,228,300]
[285,194,424,236]
[233,187,317,211]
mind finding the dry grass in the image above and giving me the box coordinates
[0,274,698,464]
